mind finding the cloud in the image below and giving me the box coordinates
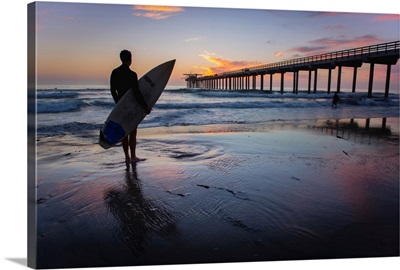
[373,14,399,21]
[132,5,184,20]
[276,35,383,58]
[310,35,382,48]
[324,25,347,31]
[199,53,263,75]
[307,12,341,18]
[290,46,329,53]
[35,8,74,31]
[185,37,202,42]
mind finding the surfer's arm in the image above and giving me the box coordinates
[110,71,120,103]
[110,89,119,103]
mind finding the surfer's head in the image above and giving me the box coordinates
[120,50,132,65]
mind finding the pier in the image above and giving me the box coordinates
[184,41,399,98]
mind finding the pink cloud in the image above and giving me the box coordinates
[276,35,384,58]
[132,5,184,20]
[35,9,50,31]
[309,12,341,18]
[373,14,399,21]
[199,53,263,75]
[289,45,328,53]
[35,8,74,31]
[324,25,347,31]
[310,35,382,48]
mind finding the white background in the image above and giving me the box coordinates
[1,0,399,270]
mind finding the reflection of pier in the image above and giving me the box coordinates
[310,118,398,142]
[185,41,399,98]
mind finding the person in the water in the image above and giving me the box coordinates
[332,92,339,108]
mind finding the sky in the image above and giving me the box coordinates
[33,1,399,91]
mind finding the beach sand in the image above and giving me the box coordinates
[35,119,399,268]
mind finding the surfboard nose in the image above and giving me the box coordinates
[147,59,175,81]
[163,59,176,72]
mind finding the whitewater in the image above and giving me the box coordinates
[36,87,399,136]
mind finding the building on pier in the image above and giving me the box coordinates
[183,73,202,88]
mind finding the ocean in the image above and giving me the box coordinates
[33,86,399,268]
[36,86,399,138]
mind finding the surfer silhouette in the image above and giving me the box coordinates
[332,92,339,108]
[110,50,151,166]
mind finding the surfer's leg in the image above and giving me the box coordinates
[129,129,138,161]
[122,136,130,166]
[129,129,146,163]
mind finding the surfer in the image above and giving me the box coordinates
[110,50,152,166]
[332,92,339,108]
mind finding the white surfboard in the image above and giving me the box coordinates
[99,59,175,149]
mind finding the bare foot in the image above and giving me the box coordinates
[131,157,147,164]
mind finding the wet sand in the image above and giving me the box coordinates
[35,119,399,269]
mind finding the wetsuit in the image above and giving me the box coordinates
[110,64,148,108]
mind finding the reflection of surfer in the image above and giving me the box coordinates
[110,50,152,167]
[104,167,176,257]
[332,92,339,108]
